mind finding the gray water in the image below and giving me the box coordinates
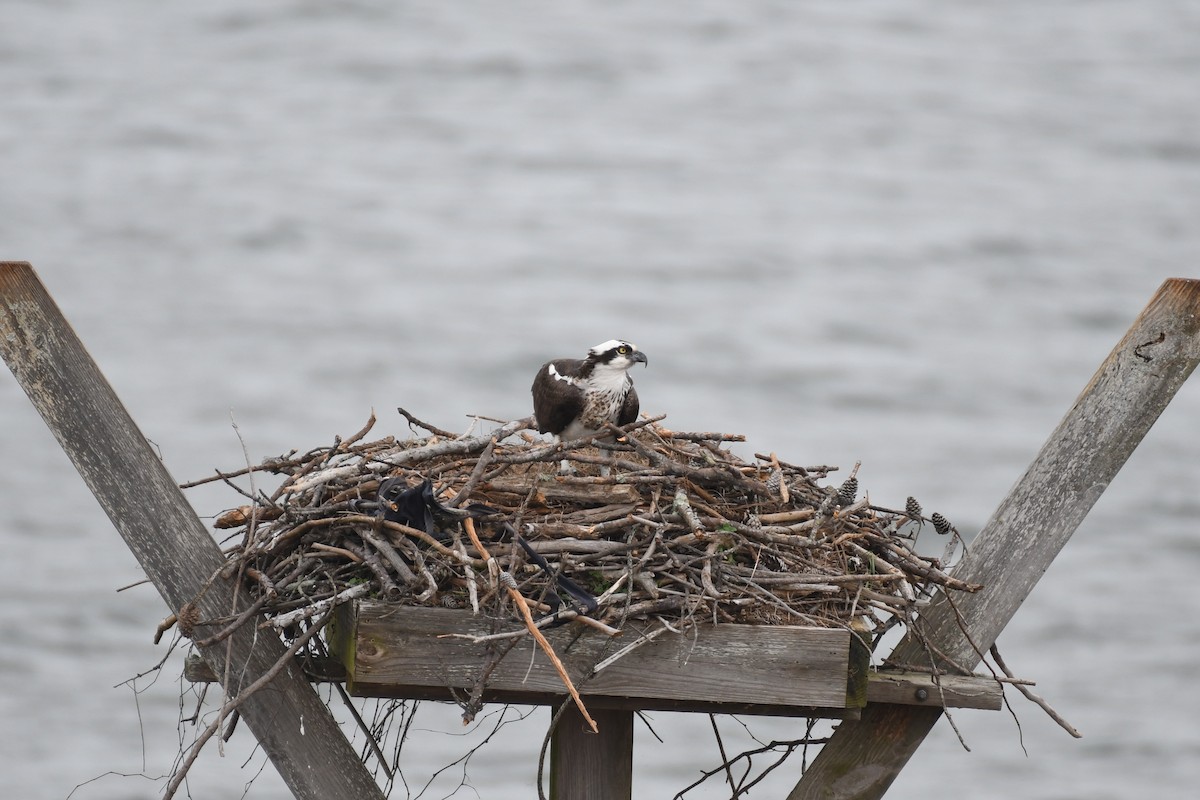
[2,2,1199,798]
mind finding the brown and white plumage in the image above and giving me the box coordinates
[531,340,647,470]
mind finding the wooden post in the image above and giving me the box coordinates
[0,263,385,800]
[550,707,634,800]
[788,278,1200,799]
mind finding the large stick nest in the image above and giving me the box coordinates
[186,409,976,656]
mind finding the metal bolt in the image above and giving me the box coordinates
[915,688,929,702]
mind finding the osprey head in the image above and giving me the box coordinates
[587,339,648,370]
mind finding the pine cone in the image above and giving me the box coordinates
[905,496,922,519]
[837,476,858,506]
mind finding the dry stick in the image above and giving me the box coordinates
[342,410,378,449]
[990,643,1082,738]
[616,424,770,495]
[178,463,280,490]
[361,525,419,584]
[662,430,747,442]
[315,514,476,564]
[770,452,790,504]
[701,540,724,600]
[871,536,982,592]
[461,636,523,725]
[447,436,497,508]
[116,576,153,592]
[308,542,363,562]
[844,540,917,603]
[752,453,838,476]
[195,560,311,647]
[396,536,439,602]
[396,406,459,438]
[332,680,395,782]
[164,612,333,800]
[646,425,717,464]
[463,518,598,733]
[708,714,739,796]
[264,583,372,630]
[245,567,277,597]
[449,528,482,614]
[290,416,534,494]
[673,487,703,532]
[344,541,403,601]
[566,614,623,636]
[757,509,816,525]
[495,415,666,466]
[591,624,672,672]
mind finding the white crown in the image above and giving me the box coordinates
[589,339,634,356]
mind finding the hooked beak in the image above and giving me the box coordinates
[632,350,648,367]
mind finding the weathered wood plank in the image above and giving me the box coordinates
[865,671,1003,711]
[0,263,384,800]
[788,278,1200,799]
[182,653,1005,712]
[550,706,634,800]
[335,602,852,714]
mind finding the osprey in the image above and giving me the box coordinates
[531,340,648,465]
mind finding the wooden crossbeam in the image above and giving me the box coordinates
[0,263,384,800]
[184,653,1005,712]
[787,278,1200,799]
[330,603,859,717]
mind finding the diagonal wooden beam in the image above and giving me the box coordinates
[0,262,384,800]
[788,278,1200,799]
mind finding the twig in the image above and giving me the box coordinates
[333,680,394,781]
[708,714,738,795]
[447,436,497,508]
[263,583,371,630]
[661,430,747,442]
[164,612,332,800]
[361,525,419,584]
[990,643,1082,738]
[464,519,598,733]
[592,624,672,672]
[396,407,459,438]
[308,542,363,562]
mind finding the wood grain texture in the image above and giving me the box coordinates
[550,707,634,800]
[342,602,852,713]
[0,263,384,800]
[183,650,1002,713]
[788,278,1200,799]
[864,671,1003,711]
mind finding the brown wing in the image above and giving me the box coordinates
[616,381,640,427]
[531,359,585,435]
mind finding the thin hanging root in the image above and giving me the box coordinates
[464,518,598,733]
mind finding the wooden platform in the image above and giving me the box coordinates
[323,601,1003,718]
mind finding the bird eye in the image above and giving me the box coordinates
[618,345,629,355]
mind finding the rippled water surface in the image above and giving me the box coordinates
[2,2,1199,798]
